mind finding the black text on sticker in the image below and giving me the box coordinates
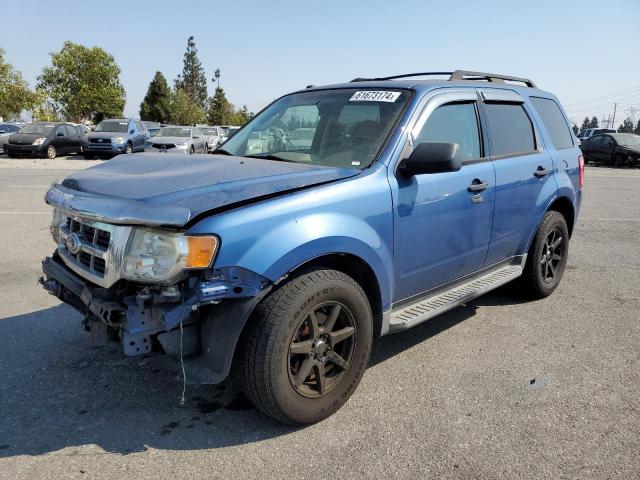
[349,91,401,102]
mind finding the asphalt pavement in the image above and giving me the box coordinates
[0,157,638,479]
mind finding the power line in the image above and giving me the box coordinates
[564,85,640,107]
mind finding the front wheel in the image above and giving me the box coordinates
[614,154,627,168]
[240,268,373,424]
[519,211,569,299]
[125,143,133,154]
[46,145,57,159]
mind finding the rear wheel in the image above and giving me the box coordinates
[519,211,569,299]
[46,145,57,159]
[614,153,627,168]
[240,268,373,424]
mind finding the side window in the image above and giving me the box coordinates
[56,125,66,136]
[602,136,615,147]
[64,125,76,137]
[414,102,481,161]
[484,103,536,156]
[530,97,573,149]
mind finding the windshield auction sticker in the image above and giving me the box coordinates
[349,91,401,102]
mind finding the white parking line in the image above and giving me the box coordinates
[579,218,640,222]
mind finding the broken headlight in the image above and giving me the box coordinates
[121,229,218,282]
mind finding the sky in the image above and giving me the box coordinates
[2,0,639,127]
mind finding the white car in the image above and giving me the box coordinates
[199,126,224,152]
[144,126,207,154]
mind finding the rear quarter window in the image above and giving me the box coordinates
[530,97,574,150]
[484,103,536,156]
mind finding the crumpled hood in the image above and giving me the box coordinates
[621,145,640,154]
[55,153,358,226]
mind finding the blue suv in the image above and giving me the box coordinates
[41,71,583,424]
[83,118,149,159]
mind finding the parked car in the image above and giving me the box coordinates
[5,122,83,158]
[576,128,615,143]
[83,119,149,159]
[144,126,207,154]
[580,133,640,167]
[287,127,315,150]
[199,126,224,152]
[0,122,21,153]
[143,121,162,137]
[219,126,240,144]
[41,70,582,425]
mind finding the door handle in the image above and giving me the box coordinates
[468,179,489,192]
[534,166,549,178]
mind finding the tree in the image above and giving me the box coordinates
[581,117,590,131]
[617,117,634,133]
[572,124,579,135]
[0,48,39,120]
[169,88,205,125]
[207,87,234,125]
[635,119,640,136]
[174,36,208,110]
[140,71,172,123]
[588,117,599,128]
[37,41,125,122]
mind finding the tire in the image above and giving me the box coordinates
[204,143,209,154]
[125,143,133,155]
[46,145,57,159]
[240,268,373,424]
[519,211,569,299]
[614,153,627,168]
[84,153,95,160]
[190,145,195,155]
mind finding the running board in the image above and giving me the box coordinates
[388,260,524,333]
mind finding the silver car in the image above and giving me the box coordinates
[144,126,207,154]
[199,126,224,152]
[0,122,22,153]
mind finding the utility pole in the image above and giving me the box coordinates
[612,103,617,130]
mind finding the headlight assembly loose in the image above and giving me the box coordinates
[121,229,218,282]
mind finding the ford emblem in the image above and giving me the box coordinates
[66,233,82,255]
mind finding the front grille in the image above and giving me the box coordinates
[152,143,175,149]
[89,138,112,144]
[62,217,113,279]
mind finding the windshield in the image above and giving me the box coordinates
[158,127,191,137]
[616,134,640,146]
[221,88,410,168]
[19,123,56,135]
[95,120,129,133]
[200,128,216,135]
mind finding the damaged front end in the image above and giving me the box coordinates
[40,203,271,384]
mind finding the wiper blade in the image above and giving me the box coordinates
[244,154,294,163]
[212,148,233,155]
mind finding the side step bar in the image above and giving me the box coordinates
[388,259,525,333]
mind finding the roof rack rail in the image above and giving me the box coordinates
[449,70,537,88]
[350,72,453,82]
[350,70,537,88]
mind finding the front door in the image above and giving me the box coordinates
[390,90,496,303]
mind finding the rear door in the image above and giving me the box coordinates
[53,125,69,153]
[479,89,555,265]
[65,125,82,153]
[391,89,496,301]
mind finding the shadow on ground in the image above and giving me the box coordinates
[0,287,523,457]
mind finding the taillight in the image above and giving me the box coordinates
[578,155,584,190]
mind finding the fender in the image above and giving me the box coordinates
[522,187,577,254]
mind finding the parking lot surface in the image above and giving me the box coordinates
[0,157,639,479]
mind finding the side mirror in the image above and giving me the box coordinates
[130,129,135,134]
[399,142,462,176]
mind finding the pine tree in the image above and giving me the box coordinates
[589,117,599,128]
[617,117,634,133]
[207,87,234,125]
[170,88,206,125]
[175,36,208,110]
[572,124,579,135]
[581,117,590,131]
[635,119,640,136]
[140,71,172,123]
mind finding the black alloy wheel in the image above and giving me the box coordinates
[540,228,564,283]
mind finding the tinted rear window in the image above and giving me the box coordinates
[530,97,573,149]
[484,103,536,156]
